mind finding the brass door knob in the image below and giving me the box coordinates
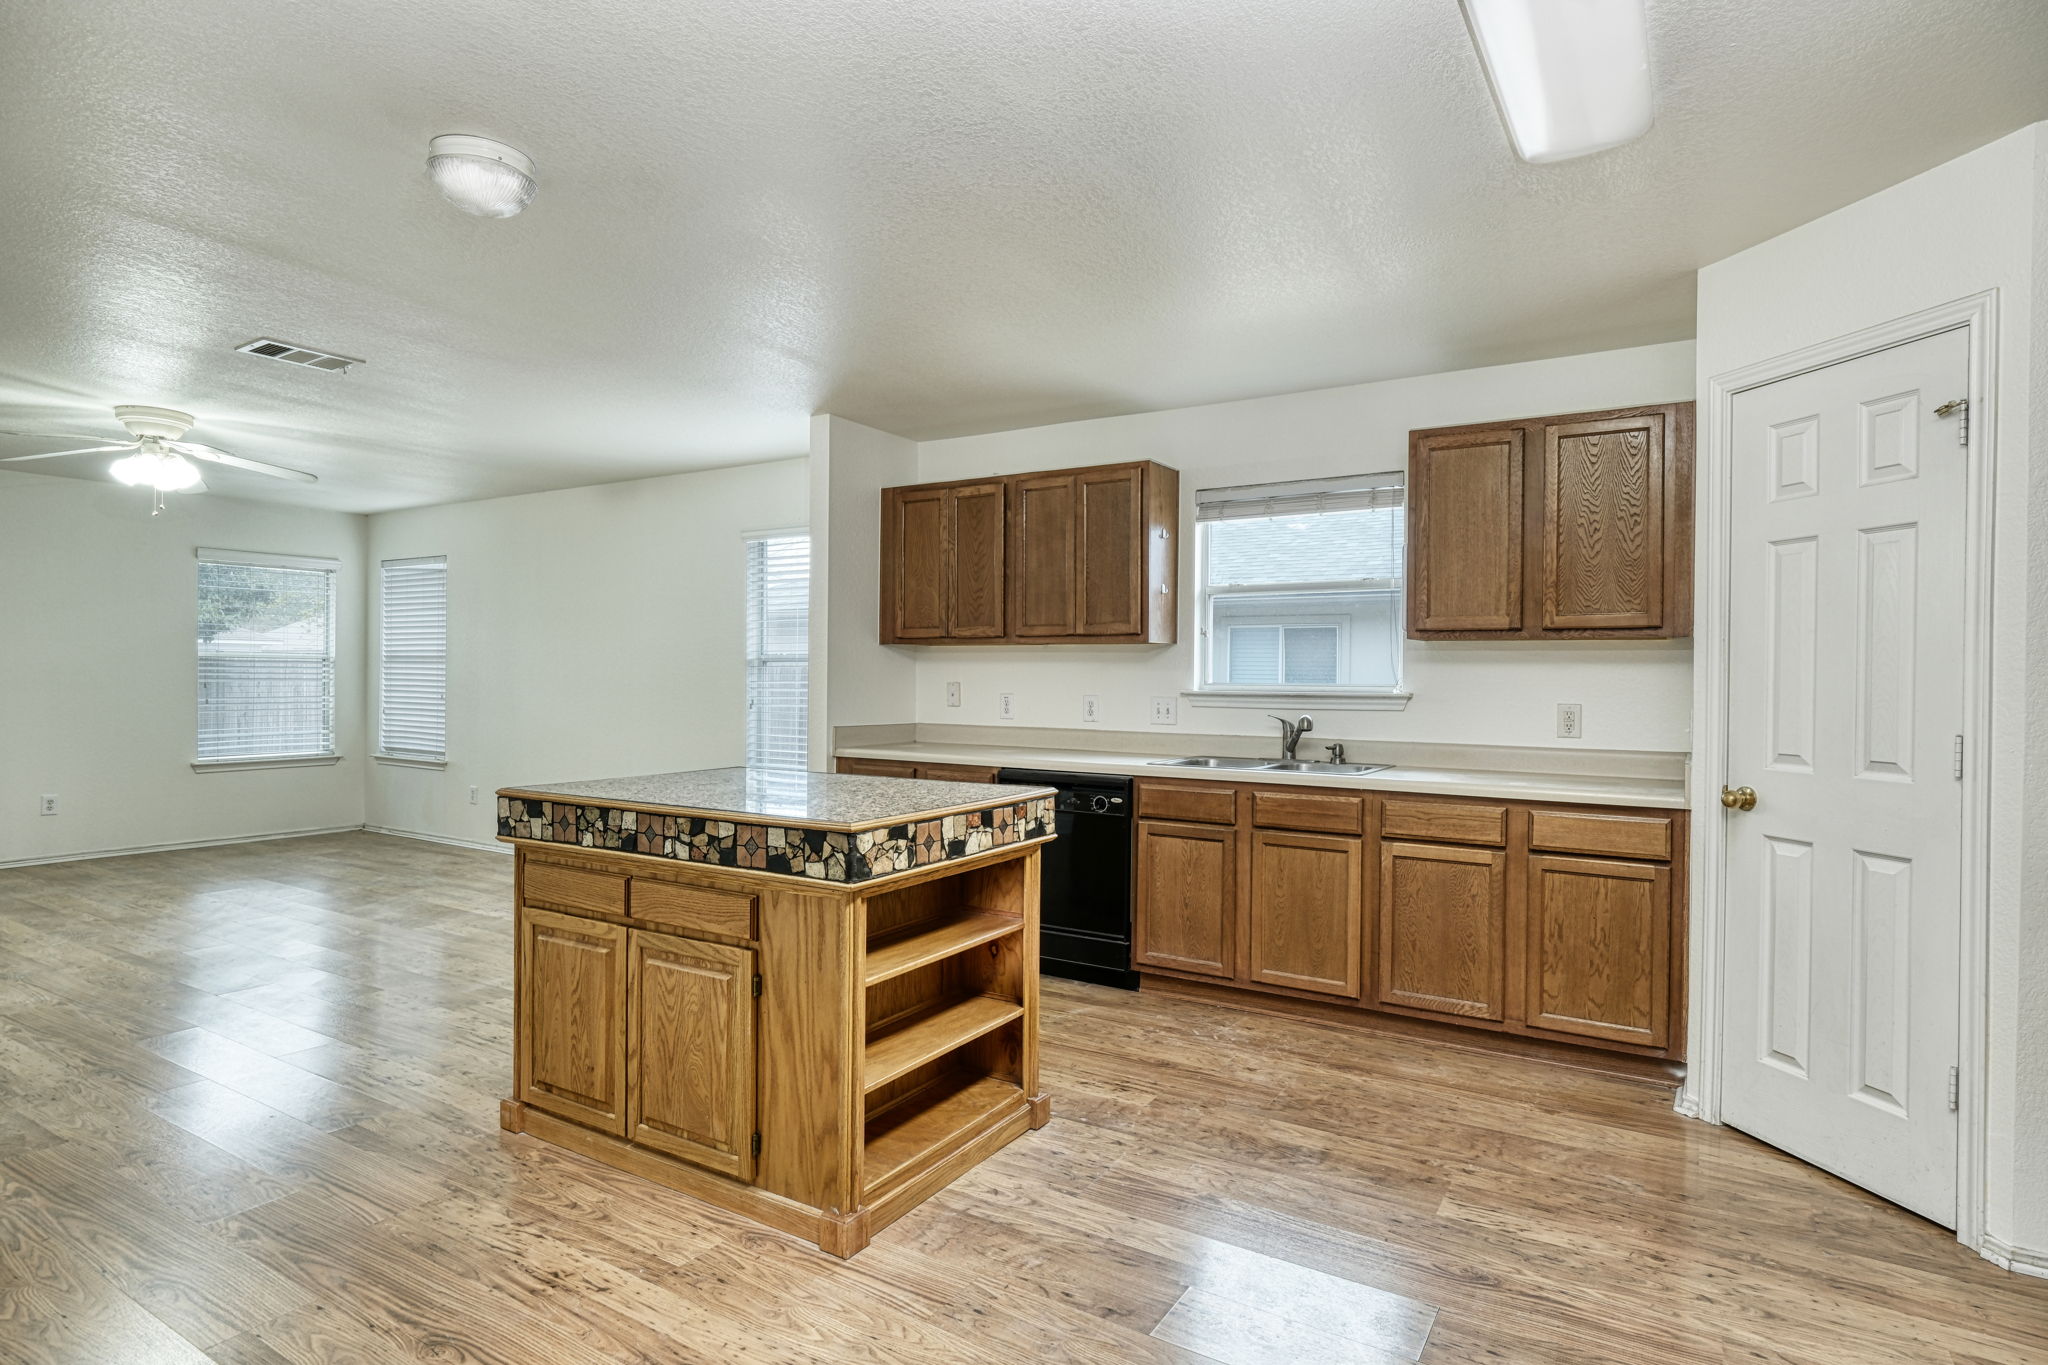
[1721,785,1758,811]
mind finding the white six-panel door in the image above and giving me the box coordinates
[1720,327,1968,1226]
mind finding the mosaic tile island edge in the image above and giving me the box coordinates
[497,767,1056,885]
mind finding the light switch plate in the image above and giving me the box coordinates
[1557,703,1583,739]
[946,681,962,708]
[1150,696,1177,726]
[1082,694,1101,723]
[999,692,1016,721]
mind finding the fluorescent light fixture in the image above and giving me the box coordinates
[1460,0,1652,163]
[427,134,538,218]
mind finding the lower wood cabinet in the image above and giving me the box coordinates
[1248,829,1363,999]
[627,931,758,1179]
[1524,854,1670,1048]
[1134,819,1236,978]
[1376,841,1506,1021]
[517,906,630,1135]
[834,758,998,783]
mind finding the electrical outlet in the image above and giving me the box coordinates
[468,785,480,806]
[946,681,962,708]
[38,794,58,816]
[998,692,1016,721]
[1150,696,1177,726]
[1557,703,1584,739]
[1082,694,1101,724]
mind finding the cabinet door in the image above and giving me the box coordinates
[517,906,629,1135]
[1524,854,1670,1048]
[1076,465,1146,636]
[1135,819,1236,978]
[946,482,1007,638]
[628,932,757,1179]
[1376,841,1506,1020]
[1409,428,1524,632]
[1539,411,1666,630]
[1248,830,1363,998]
[1011,473,1078,637]
[885,487,948,640]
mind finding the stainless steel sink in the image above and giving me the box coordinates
[1151,756,1391,776]
[1151,755,1277,770]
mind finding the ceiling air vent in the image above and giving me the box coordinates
[234,338,364,373]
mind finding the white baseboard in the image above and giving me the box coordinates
[0,824,367,870]
[360,825,512,855]
[1979,1235,2048,1279]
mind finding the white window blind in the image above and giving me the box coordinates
[1193,474,1406,694]
[195,549,338,761]
[379,556,448,761]
[745,533,811,771]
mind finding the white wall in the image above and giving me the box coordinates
[0,471,367,863]
[911,341,1697,754]
[1696,122,2046,1264]
[363,458,808,845]
[809,415,919,764]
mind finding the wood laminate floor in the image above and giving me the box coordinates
[0,833,2039,1364]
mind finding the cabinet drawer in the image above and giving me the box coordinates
[631,879,758,940]
[524,859,627,917]
[1251,789,1365,836]
[837,758,918,778]
[1136,781,1238,825]
[917,763,999,783]
[1379,798,1507,847]
[1529,810,1673,861]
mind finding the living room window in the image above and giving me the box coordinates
[194,549,339,765]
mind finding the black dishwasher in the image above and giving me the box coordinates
[996,768,1137,989]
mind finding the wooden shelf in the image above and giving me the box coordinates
[864,910,1022,987]
[864,995,1022,1094]
[863,1071,1021,1197]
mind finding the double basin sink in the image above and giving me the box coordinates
[1151,755,1391,777]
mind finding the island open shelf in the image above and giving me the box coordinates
[496,767,1054,1258]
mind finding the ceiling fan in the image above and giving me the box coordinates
[0,405,317,514]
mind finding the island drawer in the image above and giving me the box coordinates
[1379,798,1507,847]
[1136,781,1238,825]
[524,858,628,916]
[1251,789,1365,835]
[1529,810,1673,861]
[631,879,758,940]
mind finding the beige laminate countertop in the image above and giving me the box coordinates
[835,742,1690,810]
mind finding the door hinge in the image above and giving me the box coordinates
[750,1132,762,1157]
[1948,1065,1961,1112]
[752,974,762,998]
[1953,734,1965,780]
[1935,397,1969,446]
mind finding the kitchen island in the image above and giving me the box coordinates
[495,767,1056,1256]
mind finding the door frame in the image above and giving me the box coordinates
[1684,291,2000,1255]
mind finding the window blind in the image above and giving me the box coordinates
[1195,473,1404,522]
[379,556,448,761]
[195,551,338,761]
[745,533,811,771]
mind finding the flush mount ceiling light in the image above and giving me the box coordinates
[1460,0,1653,163]
[427,134,538,218]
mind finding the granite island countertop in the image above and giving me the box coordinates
[498,766,1056,832]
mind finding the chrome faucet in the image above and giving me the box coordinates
[1268,714,1314,761]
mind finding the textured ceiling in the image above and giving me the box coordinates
[1,0,2044,512]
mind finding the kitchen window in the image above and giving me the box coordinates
[377,556,448,764]
[745,531,811,770]
[1193,474,1407,706]
[194,548,340,766]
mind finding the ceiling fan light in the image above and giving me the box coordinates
[427,134,538,218]
[111,451,202,490]
[1460,0,1652,163]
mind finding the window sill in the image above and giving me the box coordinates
[374,754,449,770]
[191,754,342,772]
[1184,688,1412,712]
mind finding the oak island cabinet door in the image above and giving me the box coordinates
[628,931,758,1180]
[517,906,629,1135]
[885,486,948,640]
[946,482,1008,638]
[1375,841,1506,1021]
[1135,819,1237,979]
[1524,854,1670,1048]
[1076,465,1146,636]
[1538,411,1667,631]
[1248,830,1364,999]
[1408,428,1524,633]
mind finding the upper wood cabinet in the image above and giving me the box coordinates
[881,461,1177,645]
[1407,403,1692,640]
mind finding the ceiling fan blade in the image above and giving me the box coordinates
[168,442,318,483]
[0,443,137,462]
[0,430,120,443]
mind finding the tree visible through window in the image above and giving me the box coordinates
[196,552,338,761]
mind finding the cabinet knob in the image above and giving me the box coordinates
[1720,785,1757,811]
